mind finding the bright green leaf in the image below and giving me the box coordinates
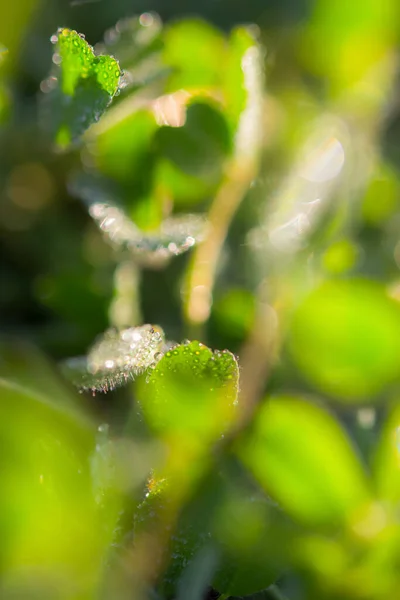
[373,400,400,503]
[237,395,371,527]
[163,19,227,92]
[137,341,239,443]
[0,342,112,598]
[42,28,121,143]
[57,28,120,97]
[289,279,400,401]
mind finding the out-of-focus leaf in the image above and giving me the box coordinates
[137,341,239,443]
[69,173,207,265]
[62,324,164,392]
[87,109,158,185]
[42,28,121,144]
[362,163,400,225]
[212,493,280,596]
[154,157,213,207]
[0,342,112,598]
[289,279,400,400]
[86,108,162,230]
[0,0,38,71]
[237,395,371,527]
[300,0,399,92]
[155,101,232,179]
[163,19,227,92]
[136,465,281,599]
[210,289,256,351]
[322,239,359,274]
[373,400,400,503]
[0,81,10,123]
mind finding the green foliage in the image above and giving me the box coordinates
[43,28,121,144]
[138,341,238,442]
[3,3,400,600]
[0,343,114,599]
[238,395,371,526]
[289,280,400,400]
[155,101,232,179]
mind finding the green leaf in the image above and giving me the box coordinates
[137,341,239,443]
[155,101,232,179]
[289,279,400,401]
[154,157,214,208]
[0,341,113,598]
[57,28,120,97]
[42,28,121,143]
[373,400,400,503]
[212,492,280,596]
[88,109,158,185]
[163,19,227,92]
[237,395,371,527]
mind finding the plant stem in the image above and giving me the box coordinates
[184,156,257,332]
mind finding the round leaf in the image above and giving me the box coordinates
[238,395,371,527]
[289,279,400,400]
[137,341,239,443]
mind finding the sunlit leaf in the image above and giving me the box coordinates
[0,342,112,598]
[237,395,371,526]
[373,400,400,503]
[0,0,38,71]
[41,28,121,143]
[62,325,164,392]
[137,341,239,442]
[289,279,400,400]
[300,0,399,92]
[163,19,226,92]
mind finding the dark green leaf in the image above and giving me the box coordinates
[155,101,232,179]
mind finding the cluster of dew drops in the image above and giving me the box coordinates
[86,325,164,393]
[65,328,237,397]
[41,28,122,97]
[146,339,238,397]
